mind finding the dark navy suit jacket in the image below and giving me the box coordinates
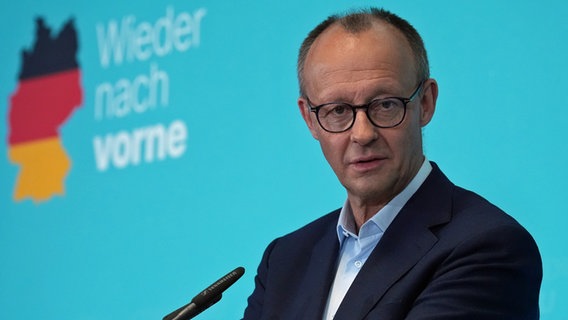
[243,163,542,319]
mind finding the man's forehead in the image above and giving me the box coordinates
[313,20,405,50]
[305,21,413,69]
[303,21,417,95]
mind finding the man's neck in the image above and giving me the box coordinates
[347,198,387,233]
[347,158,429,232]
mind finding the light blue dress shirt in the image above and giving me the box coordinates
[323,160,432,320]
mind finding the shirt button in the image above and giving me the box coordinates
[354,260,362,268]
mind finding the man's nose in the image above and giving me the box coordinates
[350,110,378,145]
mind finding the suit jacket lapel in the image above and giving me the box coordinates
[334,163,453,319]
[288,211,341,319]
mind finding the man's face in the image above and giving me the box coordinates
[298,22,437,208]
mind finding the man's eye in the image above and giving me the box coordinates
[331,105,348,115]
[321,104,350,118]
[377,99,398,109]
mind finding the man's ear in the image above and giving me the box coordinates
[298,97,320,140]
[419,79,438,127]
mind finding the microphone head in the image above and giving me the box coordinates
[191,267,245,306]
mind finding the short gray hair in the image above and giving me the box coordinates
[297,8,430,96]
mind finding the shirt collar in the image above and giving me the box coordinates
[336,159,433,243]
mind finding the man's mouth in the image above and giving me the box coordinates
[349,156,385,171]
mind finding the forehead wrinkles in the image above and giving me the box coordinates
[308,64,402,101]
[303,24,417,100]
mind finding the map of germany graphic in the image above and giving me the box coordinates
[8,18,83,203]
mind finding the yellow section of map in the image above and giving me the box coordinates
[8,137,71,203]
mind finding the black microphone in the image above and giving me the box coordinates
[163,266,245,320]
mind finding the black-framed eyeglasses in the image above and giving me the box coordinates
[305,81,425,133]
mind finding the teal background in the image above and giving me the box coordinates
[1,0,565,318]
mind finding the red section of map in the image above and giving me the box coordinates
[8,68,82,145]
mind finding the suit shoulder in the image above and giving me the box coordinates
[451,185,522,226]
[258,209,340,276]
[439,186,540,257]
[276,209,340,243]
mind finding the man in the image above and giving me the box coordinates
[243,8,542,320]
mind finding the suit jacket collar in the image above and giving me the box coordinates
[333,162,453,319]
